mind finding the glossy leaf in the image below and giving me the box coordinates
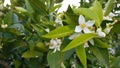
[47,50,74,68]
[25,0,34,17]
[31,24,45,37]
[104,0,115,16]
[13,59,21,68]
[111,56,120,68]
[47,51,61,68]
[4,11,14,24]
[50,4,61,12]
[90,47,110,68]
[64,12,78,25]
[90,0,103,24]
[94,38,110,48]
[36,42,48,52]
[74,8,100,27]
[75,45,87,68]
[111,22,120,34]
[22,50,43,58]
[62,33,96,52]
[15,7,28,13]
[43,26,74,38]
[29,0,47,15]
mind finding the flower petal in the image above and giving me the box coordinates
[49,46,54,49]
[84,42,89,48]
[86,20,95,27]
[50,39,57,46]
[75,26,82,32]
[98,32,106,37]
[89,39,94,45]
[78,15,85,24]
[53,48,57,53]
[4,0,11,7]
[83,28,91,33]
[97,28,106,37]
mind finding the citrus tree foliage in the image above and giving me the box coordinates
[0,0,120,68]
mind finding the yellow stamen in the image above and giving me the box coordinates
[80,23,86,28]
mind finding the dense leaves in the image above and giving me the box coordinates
[0,0,119,68]
[62,33,96,52]
[43,26,74,38]
[75,45,87,68]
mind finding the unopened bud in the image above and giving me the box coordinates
[1,24,8,29]
[0,12,4,17]
[114,19,118,24]
[0,4,4,10]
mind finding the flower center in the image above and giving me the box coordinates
[80,23,86,29]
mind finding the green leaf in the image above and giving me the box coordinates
[111,56,120,68]
[47,51,61,68]
[36,42,48,52]
[4,11,14,24]
[99,0,104,5]
[31,24,45,37]
[13,59,21,68]
[25,0,34,17]
[25,0,34,13]
[74,8,100,27]
[47,50,74,68]
[75,45,87,68]
[15,7,28,13]
[111,22,120,34]
[43,26,74,38]
[90,47,110,68]
[50,4,61,12]
[64,12,78,25]
[90,0,103,24]
[94,38,110,48]
[29,0,47,15]
[22,50,43,58]
[66,5,74,13]
[104,0,115,16]
[62,33,96,52]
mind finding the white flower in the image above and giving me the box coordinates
[0,12,4,17]
[97,28,106,37]
[75,15,95,33]
[1,24,8,29]
[49,38,62,53]
[3,0,11,7]
[55,15,63,26]
[103,12,115,21]
[117,4,120,7]
[109,48,115,55]
[45,28,50,33]
[0,4,4,10]
[104,23,113,34]
[71,61,76,68]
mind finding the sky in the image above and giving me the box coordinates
[57,0,80,13]
[57,0,90,13]
[3,0,89,13]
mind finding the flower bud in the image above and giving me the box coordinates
[1,24,8,29]
[0,11,4,17]
[97,28,106,37]
[104,23,113,34]
[0,4,4,11]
